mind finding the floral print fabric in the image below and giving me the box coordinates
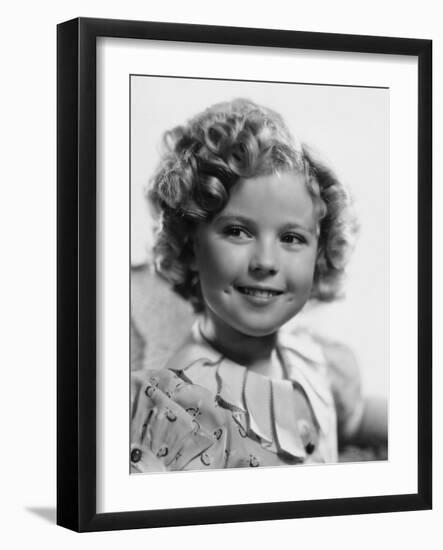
[130,325,351,472]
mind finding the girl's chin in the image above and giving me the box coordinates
[231,310,299,336]
[204,303,299,339]
[229,320,283,339]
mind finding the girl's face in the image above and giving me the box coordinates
[192,171,319,338]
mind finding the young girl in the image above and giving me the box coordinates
[130,98,387,473]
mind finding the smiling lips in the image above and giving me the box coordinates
[235,285,284,300]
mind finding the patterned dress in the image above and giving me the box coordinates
[130,322,363,473]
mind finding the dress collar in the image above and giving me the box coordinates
[171,321,334,460]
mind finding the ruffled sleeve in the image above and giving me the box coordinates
[131,368,232,472]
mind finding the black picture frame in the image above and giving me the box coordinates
[57,17,432,532]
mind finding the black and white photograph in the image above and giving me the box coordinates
[130,76,389,473]
[55,16,432,533]
[1,0,438,545]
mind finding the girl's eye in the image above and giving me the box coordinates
[280,233,305,245]
[224,226,251,239]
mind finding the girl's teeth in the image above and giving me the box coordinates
[240,287,278,297]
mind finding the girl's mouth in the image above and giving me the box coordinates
[235,286,283,299]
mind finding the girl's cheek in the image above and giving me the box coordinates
[207,238,245,261]
[287,253,316,287]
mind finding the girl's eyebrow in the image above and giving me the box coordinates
[279,221,317,235]
[215,214,256,227]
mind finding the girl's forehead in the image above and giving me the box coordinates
[220,171,317,230]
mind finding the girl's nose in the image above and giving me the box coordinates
[249,240,279,276]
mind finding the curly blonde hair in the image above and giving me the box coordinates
[147,98,357,312]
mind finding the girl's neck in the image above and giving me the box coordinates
[199,310,280,371]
